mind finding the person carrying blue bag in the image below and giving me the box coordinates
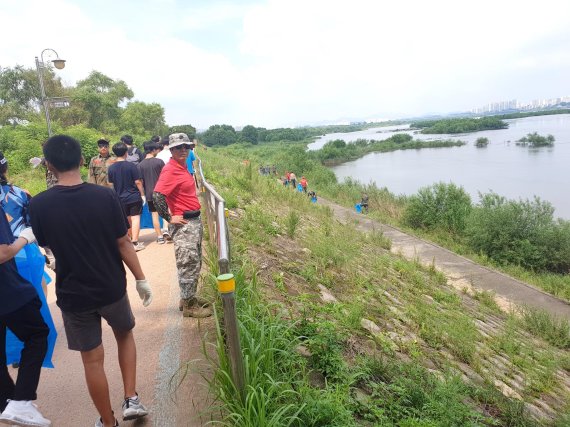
[0,152,57,373]
[0,193,52,425]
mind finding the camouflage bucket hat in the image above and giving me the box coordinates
[169,133,191,149]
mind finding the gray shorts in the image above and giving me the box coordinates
[61,293,135,352]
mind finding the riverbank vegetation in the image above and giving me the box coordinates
[216,137,570,303]
[516,132,555,147]
[314,134,465,165]
[201,150,570,426]
[410,117,508,134]
[200,121,406,147]
[475,137,489,147]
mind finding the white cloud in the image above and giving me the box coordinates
[1,0,569,128]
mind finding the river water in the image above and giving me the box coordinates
[309,114,570,219]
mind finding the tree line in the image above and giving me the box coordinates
[0,66,172,136]
[410,117,508,134]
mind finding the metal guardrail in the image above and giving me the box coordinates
[198,159,230,274]
[197,158,245,399]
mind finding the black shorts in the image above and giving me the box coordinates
[123,201,143,216]
[61,293,135,352]
[147,200,157,213]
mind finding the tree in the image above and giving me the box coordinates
[120,101,166,136]
[239,125,258,144]
[201,124,237,146]
[169,124,196,139]
[72,71,134,131]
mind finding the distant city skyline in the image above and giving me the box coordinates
[470,95,570,115]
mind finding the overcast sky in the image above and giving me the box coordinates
[1,0,569,129]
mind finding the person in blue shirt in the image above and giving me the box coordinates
[0,203,51,426]
[185,140,197,175]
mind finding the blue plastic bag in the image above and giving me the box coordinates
[140,203,163,230]
[6,244,57,368]
[355,204,362,213]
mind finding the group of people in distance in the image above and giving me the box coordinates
[282,171,315,201]
[0,132,211,427]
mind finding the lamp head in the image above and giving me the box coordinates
[52,59,66,70]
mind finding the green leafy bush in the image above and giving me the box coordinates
[474,137,489,147]
[403,182,472,234]
[516,132,555,147]
[465,193,570,272]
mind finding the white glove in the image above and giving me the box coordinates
[29,157,42,168]
[136,280,153,307]
[141,196,147,205]
[19,228,36,244]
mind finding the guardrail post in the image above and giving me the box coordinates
[217,273,246,400]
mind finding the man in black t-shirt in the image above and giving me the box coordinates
[29,135,153,427]
[138,141,170,244]
[108,142,146,252]
[0,208,50,426]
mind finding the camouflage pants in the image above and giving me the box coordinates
[170,218,203,299]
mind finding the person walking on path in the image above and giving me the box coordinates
[0,152,57,371]
[88,139,116,188]
[299,176,308,194]
[153,133,212,318]
[138,141,170,245]
[29,134,153,427]
[156,136,171,164]
[121,135,144,166]
[0,209,51,427]
[289,172,297,189]
[108,142,146,252]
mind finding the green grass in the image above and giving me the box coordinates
[198,150,570,425]
[519,306,570,349]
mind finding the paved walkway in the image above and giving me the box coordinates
[13,229,214,426]
[319,198,570,320]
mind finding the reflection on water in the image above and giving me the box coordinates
[314,115,570,219]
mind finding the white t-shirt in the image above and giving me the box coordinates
[156,149,171,164]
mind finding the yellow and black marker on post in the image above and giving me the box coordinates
[216,273,245,399]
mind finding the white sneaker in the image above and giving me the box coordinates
[94,417,118,427]
[162,230,172,242]
[133,242,145,252]
[122,394,148,421]
[0,400,51,427]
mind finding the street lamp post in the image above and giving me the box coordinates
[35,48,66,137]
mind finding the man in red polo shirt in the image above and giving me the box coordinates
[153,133,212,318]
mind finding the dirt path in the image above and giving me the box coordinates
[16,229,214,426]
[319,198,570,320]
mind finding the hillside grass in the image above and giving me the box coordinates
[200,148,570,426]
[212,139,570,302]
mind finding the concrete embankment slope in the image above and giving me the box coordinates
[319,198,570,320]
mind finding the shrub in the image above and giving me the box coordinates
[403,182,472,234]
[285,210,300,238]
[465,193,570,272]
[516,132,555,147]
[474,137,489,147]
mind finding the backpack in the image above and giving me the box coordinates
[126,146,142,165]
